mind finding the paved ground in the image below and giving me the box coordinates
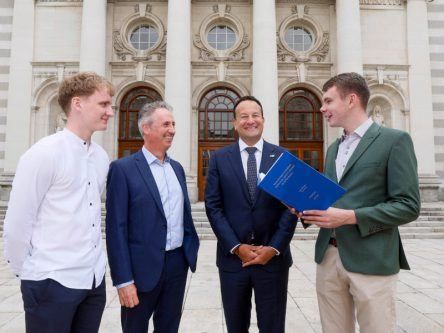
[0,238,443,332]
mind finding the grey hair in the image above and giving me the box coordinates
[138,100,174,135]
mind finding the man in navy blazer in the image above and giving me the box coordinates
[106,101,199,332]
[205,96,298,333]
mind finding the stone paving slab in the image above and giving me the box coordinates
[0,239,442,332]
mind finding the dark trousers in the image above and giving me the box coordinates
[219,266,289,333]
[121,247,189,333]
[21,277,106,333]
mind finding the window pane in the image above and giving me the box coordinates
[207,25,236,50]
[285,27,313,52]
[130,25,159,50]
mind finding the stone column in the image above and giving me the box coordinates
[335,0,363,74]
[4,0,35,172]
[252,0,279,144]
[79,0,107,75]
[164,0,196,200]
[407,0,440,201]
[79,0,107,149]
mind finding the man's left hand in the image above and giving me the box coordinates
[301,207,356,228]
[242,246,277,267]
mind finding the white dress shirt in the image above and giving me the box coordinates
[239,138,263,178]
[336,118,374,181]
[3,129,108,289]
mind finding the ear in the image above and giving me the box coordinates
[71,96,82,113]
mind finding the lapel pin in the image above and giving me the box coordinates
[270,154,275,158]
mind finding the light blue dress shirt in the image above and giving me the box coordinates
[142,146,184,251]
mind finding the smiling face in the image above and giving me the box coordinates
[72,87,114,134]
[142,107,176,154]
[233,100,264,146]
[320,86,350,129]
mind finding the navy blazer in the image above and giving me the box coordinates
[106,150,199,292]
[205,141,298,272]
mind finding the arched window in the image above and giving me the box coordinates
[198,87,240,140]
[279,88,322,141]
[197,87,240,200]
[279,88,323,171]
[118,86,162,157]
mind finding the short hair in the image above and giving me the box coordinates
[138,100,173,135]
[58,72,114,114]
[322,72,370,109]
[232,95,264,119]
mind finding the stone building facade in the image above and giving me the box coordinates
[1,0,444,203]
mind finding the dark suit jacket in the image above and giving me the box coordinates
[205,141,298,272]
[316,123,420,275]
[106,150,199,292]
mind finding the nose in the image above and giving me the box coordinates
[106,105,114,117]
[320,104,326,113]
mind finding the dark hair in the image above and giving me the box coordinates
[58,72,114,114]
[232,95,263,119]
[322,72,370,109]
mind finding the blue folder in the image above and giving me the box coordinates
[258,151,346,212]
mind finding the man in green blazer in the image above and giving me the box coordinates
[301,73,420,333]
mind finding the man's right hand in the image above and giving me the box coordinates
[117,283,139,308]
[235,244,261,263]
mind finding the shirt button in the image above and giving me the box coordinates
[88,182,91,186]
[90,203,92,206]
[92,224,95,227]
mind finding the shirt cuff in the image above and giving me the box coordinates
[270,246,280,256]
[116,280,134,289]
[230,244,241,254]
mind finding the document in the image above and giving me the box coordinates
[258,151,346,211]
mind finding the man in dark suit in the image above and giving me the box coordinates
[205,96,298,333]
[300,73,420,332]
[106,101,199,333]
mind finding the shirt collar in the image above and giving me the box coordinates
[142,146,171,165]
[341,118,374,141]
[238,138,264,153]
[62,128,91,151]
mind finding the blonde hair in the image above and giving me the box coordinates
[58,72,114,114]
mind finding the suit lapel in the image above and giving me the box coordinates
[340,123,381,181]
[255,142,282,205]
[227,143,251,202]
[134,150,166,218]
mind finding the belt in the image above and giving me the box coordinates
[328,238,338,248]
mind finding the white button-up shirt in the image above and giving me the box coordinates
[239,138,263,179]
[3,129,108,289]
[336,118,374,181]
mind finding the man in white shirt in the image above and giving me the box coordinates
[3,72,114,333]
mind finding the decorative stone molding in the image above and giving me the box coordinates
[193,6,249,62]
[277,12,329,63]
[360,0,403,5]
[113,6,166,62]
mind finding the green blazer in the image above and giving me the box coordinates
[315,123,420,275]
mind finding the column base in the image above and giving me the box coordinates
[0,172,14,202]
[186,172,198,203]
[419,174,441,202]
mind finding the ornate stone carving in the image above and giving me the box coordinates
[112,10,166,62]
[310,32,329,62]
[194,33,249,61]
